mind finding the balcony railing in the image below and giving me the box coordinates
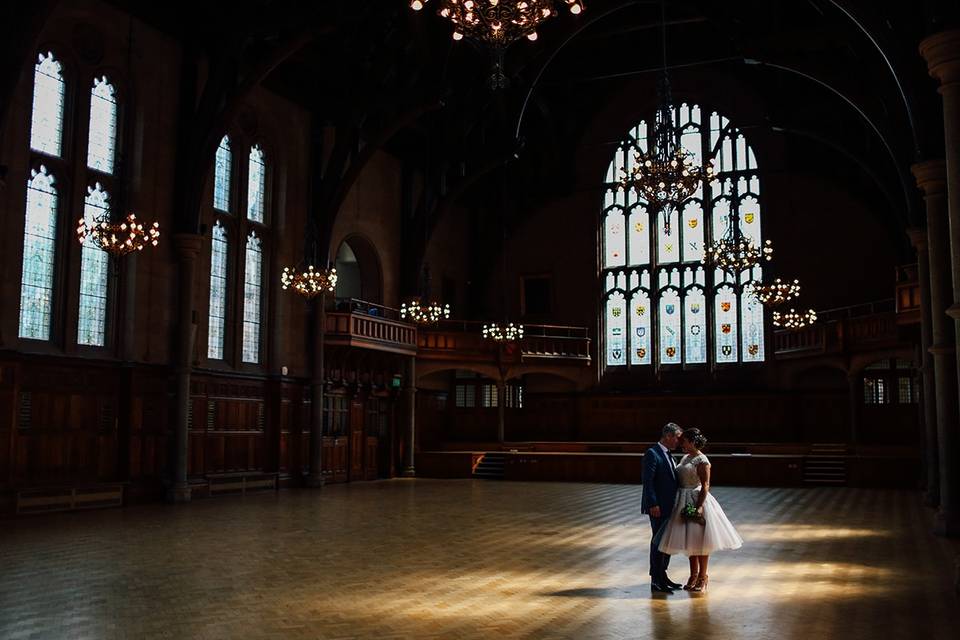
[419,321,591,364]
[325,298,417,355]
[773,298,901,358]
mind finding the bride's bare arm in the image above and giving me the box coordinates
[695,462,711,510]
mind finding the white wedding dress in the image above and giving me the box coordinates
[658,453,743,556]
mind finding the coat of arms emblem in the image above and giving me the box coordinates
[748,344,759,356]
[665,347,677,358]
[721,323,732,334]
[744,212,755,224]
[721,302,731,312]
[637,348,647,359]
[665,304,675,315]
[688,218,698,229]
[722,345,732,356]
[636,327,646,338]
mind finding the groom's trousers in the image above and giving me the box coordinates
[648,515,671,578]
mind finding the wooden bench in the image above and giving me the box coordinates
[207,472,277,496]
[16,484,124,515]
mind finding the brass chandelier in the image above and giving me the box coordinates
[617,1,713,233]
[482,322,524,341]
[772,308,817,329]
[281,264,337,300]
[750,278,800,307]
[401,298,451,324]
[410,0,584,45]
[702,216,773,276]
[76,212,160,257]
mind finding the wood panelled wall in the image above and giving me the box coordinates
[0,354,400,509]
[421,390,919,446]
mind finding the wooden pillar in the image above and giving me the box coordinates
[497,379,506,444]
[909,228,940,506]
[402,355,416,477]
[306,295,326,487]
[168,233,201,503]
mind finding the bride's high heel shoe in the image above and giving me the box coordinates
[690,574,709,592]
[683,575,697,590]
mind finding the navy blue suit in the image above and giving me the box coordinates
[642,443,678,579]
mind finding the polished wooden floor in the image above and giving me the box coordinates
[1,481,958,639]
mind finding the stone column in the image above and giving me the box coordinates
[169,233,201,503]
[306,295,326,488]
[912,159,959,535]
[497,380,506,444]
[402,355,416,477]
[908,228,940,506]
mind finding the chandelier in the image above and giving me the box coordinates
[702,217,773,276]
[76,212,160,257]
[401,299,451,324]
[482,322,524,341]
[772,308,817,329]
[410,1,584,45]
[750,278,801,307]
[617,78,715,233]
[280,265,337,300]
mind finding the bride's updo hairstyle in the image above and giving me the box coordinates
[682,428,708,450]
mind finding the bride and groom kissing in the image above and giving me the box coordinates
[642,422,743,593]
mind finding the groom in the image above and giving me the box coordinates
[642,422,682,593]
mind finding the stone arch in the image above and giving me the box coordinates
[334,234,383,304]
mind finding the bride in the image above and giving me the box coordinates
[658,428,743,592]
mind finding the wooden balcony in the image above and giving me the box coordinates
[325,299,418,356]
[418,322,591,366]
[774,299,902,359]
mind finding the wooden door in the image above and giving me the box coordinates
[349,400,364,481]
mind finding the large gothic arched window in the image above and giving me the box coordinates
[601,104,766,371]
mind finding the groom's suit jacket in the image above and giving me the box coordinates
[641,443,678,516]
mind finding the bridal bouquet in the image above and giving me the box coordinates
[680,503,705,526]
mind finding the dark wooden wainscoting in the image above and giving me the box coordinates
[0,356,171,508]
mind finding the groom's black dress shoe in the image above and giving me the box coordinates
[650,582,675,593]
[663,576,683,590]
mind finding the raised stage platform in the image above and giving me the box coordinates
[417,442,920,488]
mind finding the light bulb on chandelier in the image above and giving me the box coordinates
[409,1,585,47]
[749,278,801,307]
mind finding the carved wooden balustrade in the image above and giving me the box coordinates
[773,299,904,358]
[418,321,592,366]
[324,299,418,356]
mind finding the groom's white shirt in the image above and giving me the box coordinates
[658,442,676,478]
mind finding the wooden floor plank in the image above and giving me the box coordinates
[1,480,958,639]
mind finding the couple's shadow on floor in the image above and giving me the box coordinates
[546,585,687,599]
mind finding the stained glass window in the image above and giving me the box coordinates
[242,231,262,363]
[29,53,65,157]
[19,166,58,340]
[606,291,626,366]
[86,77,117,174]
[601,103,765,369]
[207,221,228,359]
[246,144,265,223]
[214,136,231,212]
[715,285,738,363]
[77,184,111,346]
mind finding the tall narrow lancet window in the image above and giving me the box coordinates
[601,104,765,370]
[29,52,65,157]
[19,167,58,340]
[242,231,262,363]
[214,136,232,213]
[207,221,228,359]
[77,184,111,346]
[86,77,117,173]
[246,144,265,223]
